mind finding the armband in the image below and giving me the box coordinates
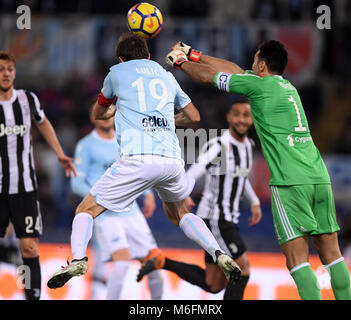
[98,92,117,107]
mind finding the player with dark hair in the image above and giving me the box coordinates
[165,40,351,300]
[0,51,76,300]
[47,34,241,290]
[137,99,262,300]
[71,113,164,300]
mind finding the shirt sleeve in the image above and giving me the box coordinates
[101,72,115,99]
[169,72,191,110]
[213,70,263,97]
[29,92,45,123]
[187,139,222,181]
[70,140,92,198]
[244,179,260,206]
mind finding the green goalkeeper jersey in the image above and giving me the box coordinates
[214,70,330,186]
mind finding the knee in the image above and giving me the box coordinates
[75,204,95,218]
[20,238,39,258]
[207,281,225,294]
[205,275,226,293]
[75,202,88,215]
[163,204,183,226]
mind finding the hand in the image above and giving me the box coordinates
[248,204,262,227]
[166,50,188,69]
[174,112,185,126]
[58,154,77,178]
[142,192,156,219]
[184,196,195,212]
[172,41,202,62]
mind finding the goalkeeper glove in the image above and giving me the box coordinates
[172,41,202,63]
[166,50,188,69]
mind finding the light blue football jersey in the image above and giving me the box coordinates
[71,130,141,216]
[101,59,191,159]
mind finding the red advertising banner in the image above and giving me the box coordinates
[0,244,348,300]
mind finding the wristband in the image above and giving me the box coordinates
[189,50,202,62]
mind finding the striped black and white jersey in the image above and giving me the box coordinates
[187,130,260,224]
[0,89,45,194]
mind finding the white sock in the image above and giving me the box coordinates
[179,213,221,262]
[106,261,130,300]
[71,213,93,260]
[147,270,163,300]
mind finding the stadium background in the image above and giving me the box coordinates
[0,0,350,299]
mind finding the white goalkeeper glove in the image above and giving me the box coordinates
[172,41,202,62]
[166,50,188,69]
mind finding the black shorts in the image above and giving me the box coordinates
[0,191,42,238]
[204,218,247,263]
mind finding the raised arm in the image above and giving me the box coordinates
[171,41,244,74]
[180,61,217,85]
[199,54,244,74]
[166,51,238,87]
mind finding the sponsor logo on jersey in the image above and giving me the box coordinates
[142,116,170,132]
[287,134,294,146]
[286,134,313,146]
[0,124,28,137]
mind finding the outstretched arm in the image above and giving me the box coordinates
[171,41,244,75]
[180,61,217,85]
[199,55,244,75]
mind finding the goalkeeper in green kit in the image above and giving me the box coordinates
[165,40,351,300]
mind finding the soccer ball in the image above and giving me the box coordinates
[127,2,163,39]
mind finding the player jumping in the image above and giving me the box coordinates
[47,34,241,290]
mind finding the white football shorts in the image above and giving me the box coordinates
[90,155,195,212]
[93,208,157,262]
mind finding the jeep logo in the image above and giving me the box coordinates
[0,124,28,137]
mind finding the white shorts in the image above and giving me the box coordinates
[93,209,157,262]
[91,155,195,212]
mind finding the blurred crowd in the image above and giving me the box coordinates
[0,0,350,251]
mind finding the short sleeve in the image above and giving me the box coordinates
[27,91,45,123]
[169,72,191,110]
[101,72,115,99]
[213,70,263,97]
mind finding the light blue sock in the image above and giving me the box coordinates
[179,213,222,262]
[147,270,163,300]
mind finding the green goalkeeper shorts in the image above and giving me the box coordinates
[270,184,340,245]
